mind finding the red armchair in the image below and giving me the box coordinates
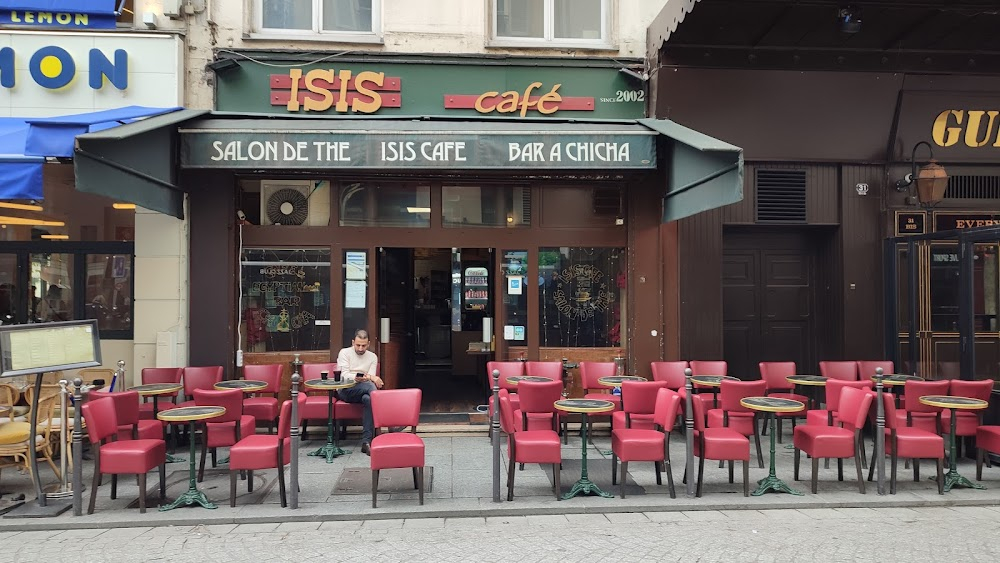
[194,388,256,482]
[707,379,766,469]
[580,361,620,407]
[89,389,162,441]
[499,391,561,500]
[759,361,810,439]
[611,387,681,498]
[793,386,874,493]
[612,380,669,431]
[82,396,166,514]
[806,379,873,426]
[137,367,182,420]
[869,392,944,494]
[228,397,301,507]
[650,361,688,390]
[515,379,562,432]
[370,389,424,508]
[896,380,949,433]
[690,392,751,497]
[177,366,224,409]
[940,379,993,454]
[242,364,283,433]
[487,360,526,416]
[523,361,563,380]
[819,361,859,381]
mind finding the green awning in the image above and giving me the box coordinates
[74,109,209,219]
[638,118,744,223]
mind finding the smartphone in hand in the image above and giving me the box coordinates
[355,373,366,380]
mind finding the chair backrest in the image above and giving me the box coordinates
[903,380,951,412]
[182,366,224,396]
[835,386,876,430]
[302,363,338,380]
[949,379,994,402]
[276,398,297,440]
[621,380,668,415]
[90,389,141,427]
[523,361,562,380]
[579,361,616,390]
[719,379,767,412]
[819,361,858,381]
[487,361,526,391]
[652,388,682,431]
[857,361,894,380]
[24,383,61,405]
[650,361,688,389]
[243,364,283,393]
[194,388,243,423]
[690,360,727,376]
[759,362,797,391]
[691,392,709,431]
[142,367,183,385]
[498,391,516,435]
[0,383,17,407]
[825,379,873,411]
[372,388,422,429]
[880,391,900,430]
[81,396,119,444]
[517,380,562,414]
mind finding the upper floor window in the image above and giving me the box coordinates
[492,0,611,49]
[255,0,381,41]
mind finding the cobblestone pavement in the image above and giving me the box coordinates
[7,505,1000,562]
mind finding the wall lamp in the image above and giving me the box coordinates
[895,141,949,207]
[206,58,241,74]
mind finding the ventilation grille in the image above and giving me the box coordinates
[756,169,807,223]
[944,175,1000,200]
[593,187,621,216]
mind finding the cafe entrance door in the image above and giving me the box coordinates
[378,247,494,420]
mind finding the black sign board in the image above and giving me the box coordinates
[895,212,926,236]
[0,320,101,377]
[934,212,1000,232]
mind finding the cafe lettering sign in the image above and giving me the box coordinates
[444,82,595,116]
[932,110,1000,148]
[181,130,656,170]
[934,213,1000,232]
[271,70,402,113]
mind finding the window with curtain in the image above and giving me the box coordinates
[494,0,608,46]
[259,0,378,36]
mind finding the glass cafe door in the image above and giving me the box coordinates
[897,241,1000,379]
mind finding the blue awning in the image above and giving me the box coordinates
[0,106,182,200]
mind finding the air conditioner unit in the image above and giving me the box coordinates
[261,182,312,226]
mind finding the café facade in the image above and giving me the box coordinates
[72,53,743,411]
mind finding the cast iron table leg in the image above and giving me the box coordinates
[308,390,350,462]
[159,421,217,510]
[561,412,612,500]
[752,412,803,496]
[942,408,985,492]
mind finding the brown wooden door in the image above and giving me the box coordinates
[723,232,815,379]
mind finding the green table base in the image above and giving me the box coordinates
[561,411,613,500]
[941,407,986,492]
[159,420,217,511]
[165,453,185,463]
[306,390,349,463]
[752,412,803,496]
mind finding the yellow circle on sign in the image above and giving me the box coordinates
[39,56,63,78]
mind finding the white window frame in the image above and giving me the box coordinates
[251,0,383,43]
[488,0,614,50]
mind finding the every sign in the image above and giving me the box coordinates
[182,131,656,170]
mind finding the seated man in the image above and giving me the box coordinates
[335,329,384,454]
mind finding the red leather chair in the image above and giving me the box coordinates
[370,389,424,508]
[487,360,526,415]
[760,362,810,437]
[580,361,619,406]
[819,361,859,381]
[940,379,993,449]
[857,361,894,380]
[650,361,688,390]
[242,364,283,433]
[611,387,681,498]
[707,379,766,469]
[194,388,256,482]
[514,379,563,432]
[613,380,669,431]
[793,386,874,493]
[300,363,339,439]
[523,361,563,380]
[896,380,949,433]
[228,395,302,507]
[806,379,873,426]
[82,396,166,514]
[499,391,561,500]
[137,367,183,420]
[690,394,750,496]
[684,360,729,410]
[976,425,1000,480]
[89,389,162,441]
[869,391,944,494]
[177,366,224,408]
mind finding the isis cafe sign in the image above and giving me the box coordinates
[0,0,119,29]
[181,130,657,170]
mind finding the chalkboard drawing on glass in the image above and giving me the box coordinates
[464,267,489,311]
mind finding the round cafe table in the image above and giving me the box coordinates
[690,375,738,408]
[133,382,185,463]
[919,395,989,492]
[156,405,226,510]
[597,375,647,388]
[214,379,267,392]
[553,398,616,500]
[786,375,827,410]
[303,378,356,462]
[740,397,805,496]
[507,375,553,385]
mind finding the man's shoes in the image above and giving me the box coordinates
[361,442,371,456]
[389,426,406,433]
